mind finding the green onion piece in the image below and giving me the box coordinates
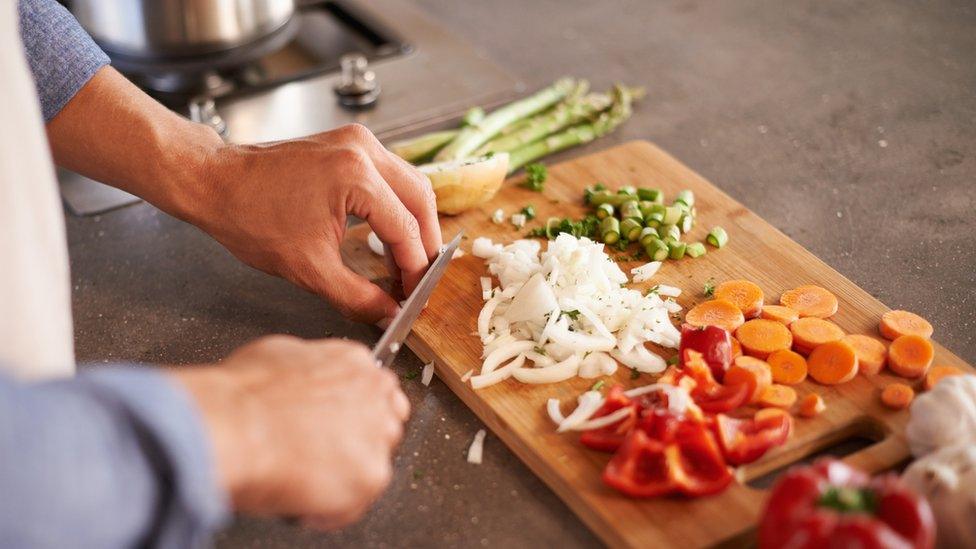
[544,217,561,239]
[686,242,707,258]
[659,224,681,242]
[521,204,537,221]
[643,238,669,261]
[637,188,662,202]
[674,201,691,214]
[680,213,694,233]
[668,241,687,259]
[595,203,615,220]
[600,217,621,244]
[707,226,729,248]
[662,206,683,225]
[620,200,642,221]
[620,218,643,241]
[591,380,606,392]
[639,226,659,246]
[638,201,656,218]
[589,191,628,207]
[617,185,637,196]
[675,189,695,207]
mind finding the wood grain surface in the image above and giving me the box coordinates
[340,141,973,548]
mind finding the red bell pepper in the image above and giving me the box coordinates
[602,415,733,498]
[681,349,750,413]
[759,459,935,549]
[579,386,637,452]
[712,410,791,465]
[679,324,733,381]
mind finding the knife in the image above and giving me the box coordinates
[372,231,463,368]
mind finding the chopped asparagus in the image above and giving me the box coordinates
[595,203,615,220]
[600,217,621,244]
[388,130,459,163]
[637,188,663,202]
[620,218,643,241]
[643,238,669,261]
[620,200,642,221]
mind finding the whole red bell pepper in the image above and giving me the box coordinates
[759,459,935,549]
[679,324,733,381]
[602,414,732,498]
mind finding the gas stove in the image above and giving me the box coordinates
[60,0,521,215]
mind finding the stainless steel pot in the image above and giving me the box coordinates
[71,0,296,59]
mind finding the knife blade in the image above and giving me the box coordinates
[372,231,463,368]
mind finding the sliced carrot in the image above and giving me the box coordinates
[841,334,888,376]
[761,305,800,325]
[730,337,743,360]
[685,299,745,332]
[807,340,859,385]
[767,349,808,385]
[798,393,826,418]
[880,383,915,410]
[887,335,934,379]
[923,365,965,391]
[879,310,933,341]
[758,384,798,409]
[725,356,773,404]
[735,319,793,359]
[790,317,846,355]
[780,285,839,318]
[714,280,764,319]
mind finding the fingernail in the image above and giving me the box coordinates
[376,311,399,330]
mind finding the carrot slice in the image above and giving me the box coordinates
[923,365,965,391]
[758,384,798,409]
[807,340,859,385]
[685,299,745,332]
[714,280,765,319]
[841,334,888,376]
[730,337,743,360]
[790,317,846,355]
[879,310,933,341]
[780,285,839,318]
[888,335,934,379]
[725,356,773,404]
[798,393,825,418]
[755,407,793,425]
[761,305,800,325]
[767,349,808,385]
[735,319,793,359]
[880,383,915,410]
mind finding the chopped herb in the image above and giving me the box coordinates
[703,277,716,297]
[646,285,661,296]
[562,310,581,321]
[630,369,641,380]
[591,380,606,392]
[484,150,495,159]
[404,370,419,380]
[533,346,547,355]
[666,355,679,366]
[521,204,537,220]
[521,163,548,192]
[412,469,425,480]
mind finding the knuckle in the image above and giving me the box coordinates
[337,123,372,143]
[332,146,367,170]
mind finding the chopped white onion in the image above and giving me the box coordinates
[472,237,502,259]
[460,369,474,382]
[480,277,493,300]
[631,261,661,283]
[569,406,633,432]
[546,398,566,424]
[624,383,693,415]
[511,213,526,228]
[481,341,535,375]
[421,362,435,386]
[579,352,615,379]
[556,390,605,432]
[470,354,526,389]
[452,248,466,259]
[657,284,682,297]
[366,231,384,256]
[512,354,581,384]
[467,429,487,464]
[491,208,505,224]
[611,345,667,373]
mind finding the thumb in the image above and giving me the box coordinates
[304,250,400,324]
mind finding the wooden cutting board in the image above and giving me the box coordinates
[340,141,973,548]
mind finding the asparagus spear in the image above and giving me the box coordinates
[475,92,612,155]
[506,84,636,173]
[434,77,578,162]
[387,130,459,164]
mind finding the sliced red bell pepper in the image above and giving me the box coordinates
[679,324,733,381]
[682,349,750,413]
[579,386,637,453]
[759,459,935,549]
[713,410,791,465]
[602,416,732,498]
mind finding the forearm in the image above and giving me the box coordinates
[45,66,223,222]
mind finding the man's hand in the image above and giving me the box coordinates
[192,124,442,324]
[47,68,441,325]
[169,336,409,529]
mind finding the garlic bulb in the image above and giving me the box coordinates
[902,444,976,548]
[906,374,976,458]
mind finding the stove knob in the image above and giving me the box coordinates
[334,53,380,109]
[188,96,227,136]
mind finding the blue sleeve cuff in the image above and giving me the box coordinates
[18,0,111,121]
[77,366,230,547]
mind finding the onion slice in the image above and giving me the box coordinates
[421,362,435,386]
[467,429,487,464]
[366,231,385,256]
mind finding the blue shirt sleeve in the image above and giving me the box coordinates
[0,367,229,549]
[17,0,110,121]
